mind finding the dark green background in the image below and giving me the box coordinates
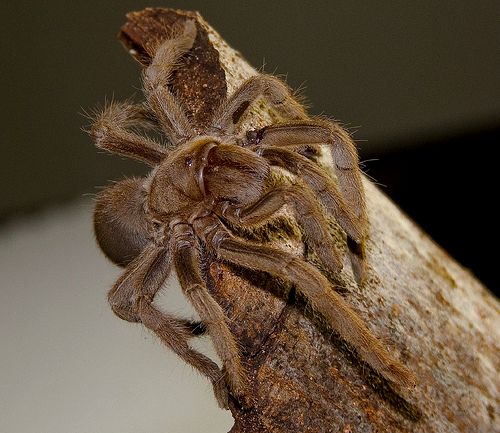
[1,1,499,289]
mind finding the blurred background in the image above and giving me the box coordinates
[1,1,498,432]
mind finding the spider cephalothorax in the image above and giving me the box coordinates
[90,20,414,408]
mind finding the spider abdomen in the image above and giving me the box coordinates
[94,177,150,266]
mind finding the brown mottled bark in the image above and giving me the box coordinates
[119,8,499,433]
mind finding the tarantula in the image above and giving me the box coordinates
[89,20,414,408]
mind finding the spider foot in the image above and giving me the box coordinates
[223,366,253,409]
[212,376,230,409]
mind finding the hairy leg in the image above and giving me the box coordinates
[254,145,362,243]
[108,242,228,407]
[90,101,167,165]
[216,72,362,223]
[246,120,366,229]
[218,182,343,274]
[203,143,342,273]
[212,74,308,133]
[209,58,362,224]
[137,299,227,407]
[142,20,197,144]
[207,227,415,389]
[171,223,246,398]
[215,73,367,282]
[245,120,367,282]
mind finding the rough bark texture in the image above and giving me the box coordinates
[119,8,499,433]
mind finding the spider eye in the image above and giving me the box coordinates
[185,156,194,167]
[245,129,259,145]
[94,177,150,267]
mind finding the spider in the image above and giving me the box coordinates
[89,20,414,408]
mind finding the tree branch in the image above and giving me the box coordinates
[119,8,499,433]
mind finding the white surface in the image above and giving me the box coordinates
[0,199,233,433]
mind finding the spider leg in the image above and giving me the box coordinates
[206,144,342,274]
[246,120,366,227]
[254,145,362,243]
[90,101,167,165]
[212,74,308,133]
[246,120,367,282]
[142,20,196,144]
[108,243,228,408]
[202,221,415,389]
[137,300,227,408]
[171,223,246,398]
[219,182,343,274]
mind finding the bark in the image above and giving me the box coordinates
[119,8,499,433]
